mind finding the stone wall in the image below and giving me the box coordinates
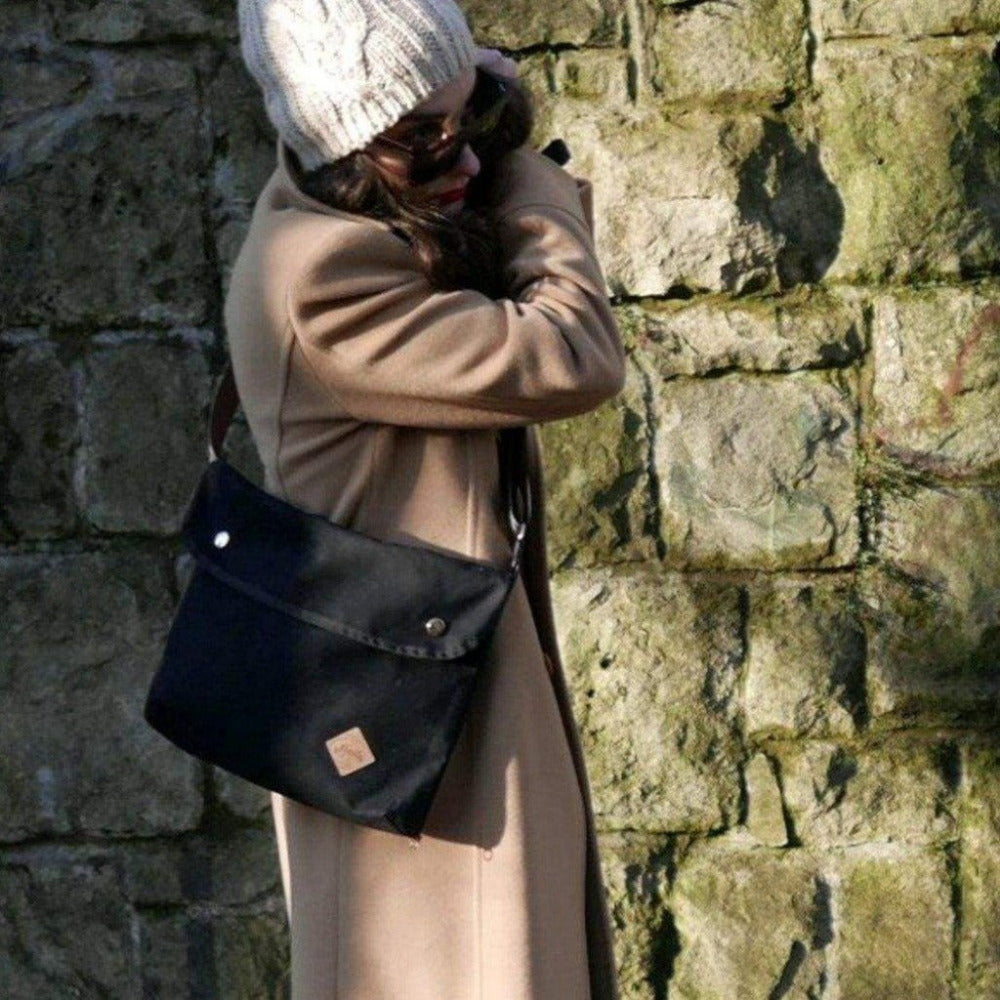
[2,0,999,996]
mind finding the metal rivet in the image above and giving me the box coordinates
[424,617,448,638]
[213,531,231,549]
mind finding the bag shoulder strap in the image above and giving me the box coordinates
[209,361,240,463]
[208,361,531,571]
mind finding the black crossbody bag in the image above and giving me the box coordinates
[144,363,529,838]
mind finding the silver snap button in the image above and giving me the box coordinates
[424,617,448,637]
[213,531,231,549]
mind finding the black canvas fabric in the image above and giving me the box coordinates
[144,367,528,839]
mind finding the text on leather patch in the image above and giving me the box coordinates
[326,727,376,776]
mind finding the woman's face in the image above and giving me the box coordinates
[383,67,482,216]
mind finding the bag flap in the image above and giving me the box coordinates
[181,461,514,660]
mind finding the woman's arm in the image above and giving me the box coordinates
[286,147,625,429]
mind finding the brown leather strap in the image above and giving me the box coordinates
[498,426,531,537]
[209,362,240,462]
[207,361,531,571]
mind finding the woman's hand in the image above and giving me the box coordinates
[474,47,519,81]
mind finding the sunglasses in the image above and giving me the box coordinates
[365,69,510,185]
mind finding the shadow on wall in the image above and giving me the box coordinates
[736,118,845,288]
[953,41,1000,273]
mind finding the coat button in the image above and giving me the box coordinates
[424,617,448,637]
[213,531,231,549]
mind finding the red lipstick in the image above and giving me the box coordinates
[437,184,468,206]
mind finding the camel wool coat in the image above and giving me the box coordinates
[224,140,625,1000]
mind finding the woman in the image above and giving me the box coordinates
[227,1,625,997]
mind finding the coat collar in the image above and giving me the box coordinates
[273,141,395,232]
[273,141,412,247]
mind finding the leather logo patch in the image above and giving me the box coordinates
[326,727,376,776]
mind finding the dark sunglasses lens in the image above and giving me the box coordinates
[410,142,464,184]
[406,73,509,184]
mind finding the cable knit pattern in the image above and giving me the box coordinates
[238,0,476,170]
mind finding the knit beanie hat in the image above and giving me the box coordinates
[238,0,477,170]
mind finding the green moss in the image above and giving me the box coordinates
[819,43,1000,280]
[542,361,657,568]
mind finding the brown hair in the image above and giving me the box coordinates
[292,77,535,300]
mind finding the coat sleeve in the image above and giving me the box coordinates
[286,147,625,429]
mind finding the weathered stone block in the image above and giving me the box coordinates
[744,575,865,738]
[958,744,1000,999]
[541,49,633,108]
[816,38,1000,282]
[121,830,282,907]
[816,0,1000,38]
[140,908,290,1000]
[863,486,1000,721]
[0,336,77,538]
[598,833,674,1000]
[53,0,235,42]
[651,373,858,570]
[204,54,279,288]
[0,47,91,136]
[0,53,212,326]
[669,841,828,1000]
[870,286,1000,478]
[626,286,864,377]
[459,0,620,47]
[206,832,283,907]
[0,46,93,190]
[82,338,212,534]
[213,907,290,1000]
[837,847,953,1000]
[0,2,52,43]
[516,51,635,173]
[540,358,656,568]
[524,93,784,295]
[105,48,196,100]
[0,849,141,998]
[772,739,959,847]
[0,551,202,840]
[553,569,744,832]
[138,914,190,1000]
[205,55,276,203]
[525,45,844,290]
[650,0,807,104]
[214,768,273,819]
[743,752,789,847]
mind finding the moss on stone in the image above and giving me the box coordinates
[554,567,745,832]
[541,357,657,568]
[838,848,952,1000]
[650,0,806,106]
[817,39,1000,281]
